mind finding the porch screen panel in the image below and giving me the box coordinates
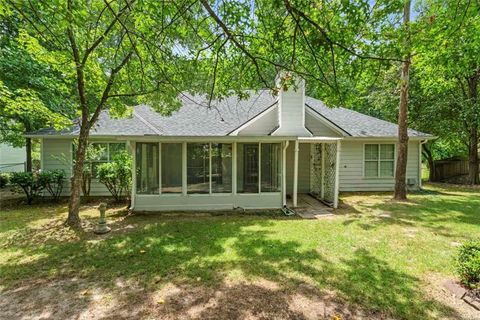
[237,143,259,193]
[261,143,281,192]
[211,143,232,193]
[187,143,210,194]
[161,143,182,193]
[136,143,159,194]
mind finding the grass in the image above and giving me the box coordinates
[0,183,479,319]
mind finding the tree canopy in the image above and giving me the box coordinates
[0,0,478,224]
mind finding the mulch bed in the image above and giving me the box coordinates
[463,289,480,311]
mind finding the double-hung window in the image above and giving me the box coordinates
[73,142,126,177]
[364,144,395,177]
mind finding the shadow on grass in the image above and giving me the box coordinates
[340,187,480,239]
[0,212,462,319]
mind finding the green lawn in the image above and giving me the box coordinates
[0,183,479,319]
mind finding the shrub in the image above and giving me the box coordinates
[456,240,480,288]
[0,172,10,188]
[40,169,66,202]
[10,172,45,204]
[96,151,132,202]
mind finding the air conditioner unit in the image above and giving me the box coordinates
[407,178,417,186]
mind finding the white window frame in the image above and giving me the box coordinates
[363,143,396,178]
[72,141,127,180]
[237,142,282,194]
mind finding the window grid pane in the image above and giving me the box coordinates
[109,143,126,160]
[136,143,159,194]
[91,143,108,161]
[380,161,394,177]
[365,161,379,177]
[211,143,232,193]
[365,144,378,160]
[261,143,281,192]
[187,143,210,194]
[380,144,394,160]
[161,143,182,193]
[237,143,259,193]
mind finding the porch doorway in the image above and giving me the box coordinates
[286,141,339,208]
[309,142,338,206]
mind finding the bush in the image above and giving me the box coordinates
[0,172,10,188]
[40,169,66,202]
[96,151,132,202]
[456,240,480,288]
[10,172,45,204]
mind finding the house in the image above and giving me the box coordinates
[28,76,433,211]
[0,143,26,172]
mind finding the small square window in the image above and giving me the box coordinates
[364,144,394,178]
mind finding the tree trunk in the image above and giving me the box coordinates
[25,137,32,172]
[394,0,411,200]
[466,74,479,185]
[423,143,436,182]
[66,123,89,227]
[467,125,479,184]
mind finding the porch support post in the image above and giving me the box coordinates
[282,140,289,207]
[182,142,187,195]
[129,140,136,210]
[418,141,423,189]
[321,143,325,199]
[333,140,341,209]
[293,140,299,207]
[232,142,237,208]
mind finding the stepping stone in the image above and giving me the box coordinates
[443,279,467,299]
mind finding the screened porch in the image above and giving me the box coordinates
[130,138,341,211]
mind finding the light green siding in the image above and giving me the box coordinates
[339,140,421,191]
[305,112,341,137]
[0,143,25,172]
[42,139,72,194]
[42,139,124,196]
[134,193,282,211]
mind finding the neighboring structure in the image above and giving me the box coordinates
[28,77,433,210]
[0,143,26,172]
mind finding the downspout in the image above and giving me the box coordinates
[293,140,299,207]
[282,140,295,216]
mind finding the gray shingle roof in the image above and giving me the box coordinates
[306,98,429,137]
[29,90,431,138]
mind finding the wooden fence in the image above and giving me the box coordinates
[433,159,476,181]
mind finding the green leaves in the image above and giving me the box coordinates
[96,151,132,202]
